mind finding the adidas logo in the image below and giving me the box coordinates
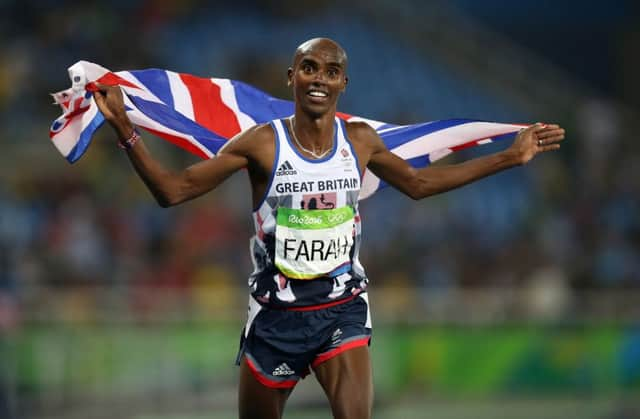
[272,362,295,376]
[276,160,297,176]
[331,328,343,345]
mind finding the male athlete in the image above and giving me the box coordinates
[93,38,565,419]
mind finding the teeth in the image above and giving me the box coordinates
[309,91,327,97]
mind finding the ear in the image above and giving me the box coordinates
[341,76,348,92]
[287,67,293,87]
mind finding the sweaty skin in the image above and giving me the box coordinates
[93,37,565,419]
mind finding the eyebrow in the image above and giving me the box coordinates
[299,57,344,68]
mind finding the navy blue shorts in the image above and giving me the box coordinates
[236,293,372,388]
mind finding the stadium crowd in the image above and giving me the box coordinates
[0,1,639,329]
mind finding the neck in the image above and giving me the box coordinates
[290,108,335,157]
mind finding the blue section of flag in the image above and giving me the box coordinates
[128,94,227,153]
[231,80,294,122]
[129,69,175,109]
[66,111,105,163]
[406,155,431,168]
[380,119,471,150]
[376,123,398,131]
[491,131,518,143]
[51,119,64,132]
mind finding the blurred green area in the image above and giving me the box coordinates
[131,398,635,419]
[8,323,639,397]
[5,321,639,418]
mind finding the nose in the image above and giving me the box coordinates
[312,71,327,84]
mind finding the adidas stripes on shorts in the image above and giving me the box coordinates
[236,293,372,389]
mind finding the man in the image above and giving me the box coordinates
[93,38,565,419]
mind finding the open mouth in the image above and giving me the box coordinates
[307,90,328,101]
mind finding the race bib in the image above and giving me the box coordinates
[275,206,355,279]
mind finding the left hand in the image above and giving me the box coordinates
[92,83,134,140]
[508,123,566,165]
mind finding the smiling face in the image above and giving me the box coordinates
[287,38,348,118]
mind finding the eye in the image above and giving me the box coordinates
[302,63,314,74]
[327,68,339,78]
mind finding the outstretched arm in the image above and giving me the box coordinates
[93,84,250,207]
[361,122,565,200]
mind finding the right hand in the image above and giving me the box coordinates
[507,122,565,165]
[92,83,134,139]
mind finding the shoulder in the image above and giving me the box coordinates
[219,122,275,157]
[232,122,275,145]
[344,120,377,140]
[344,120,386,152]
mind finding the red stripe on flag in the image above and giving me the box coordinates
[94,72,141,89]
[142,127,211,160]
[179,74,241,139]
[336,111,352,120]
[450,140,481,152]
[449,129,524,152]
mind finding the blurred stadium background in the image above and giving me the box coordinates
[1,0,640,418]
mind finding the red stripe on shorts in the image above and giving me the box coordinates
[311,336,371,368]
[285,294,357,312]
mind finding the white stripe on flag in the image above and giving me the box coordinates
[51,100,101,157]
[390,122,522,160]
[118,72,164,104]
[122,94,214,158]
[377,124,408,134]
[167,71,195,120]
[429,148,453,161]
[359,170,380,201]
[75,61,110,84]
[212,78,256,131]
[347,116,386,130]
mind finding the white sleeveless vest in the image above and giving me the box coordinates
[248,117,367,307]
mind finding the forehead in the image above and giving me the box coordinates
[294,41,346,66]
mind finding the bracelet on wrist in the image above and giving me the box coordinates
[118,129,141,150]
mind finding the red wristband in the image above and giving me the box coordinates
[118,129,141,150]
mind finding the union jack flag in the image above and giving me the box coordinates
[50,61,525,200]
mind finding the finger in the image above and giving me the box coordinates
[532,123,563,134]
[538,123,559,130]
[540,144,561,152]
[537,129,565,140]
[537,127,564,134]
[92,90,105,103]
[530,122,547,131]
[85,81,99,92]
[519,122,543,136]
[92,82,119,95]
[92,94,110,116]
[548,134,566,143]
[537,134,566,146]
